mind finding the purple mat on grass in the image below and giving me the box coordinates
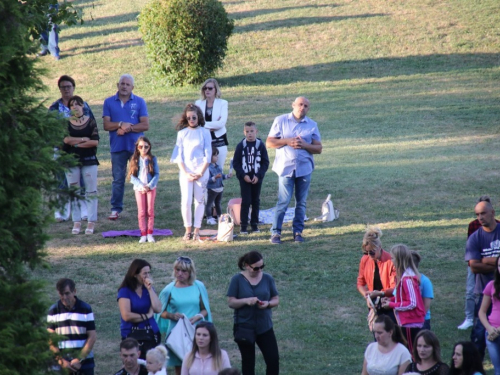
[101,229,173,238]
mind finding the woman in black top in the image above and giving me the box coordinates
[62,95,99,235]
[227,251,279,375]
[405,330,449,375]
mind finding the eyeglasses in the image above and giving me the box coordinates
[187,116,198,121]
[203,86,214,91]
[138,145,150,150]
[177,256,192,264]
[59,85,73,90]
[249,264,265,271]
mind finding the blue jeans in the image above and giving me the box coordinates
[466,266,476,320]
[271,171,311,235]
[472,294,488,360]
[111,150,133,213]
[486,331,500,375]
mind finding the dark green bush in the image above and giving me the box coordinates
[139,0,234,85]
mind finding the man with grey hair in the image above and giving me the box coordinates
[103,74,149,220]
[266,96,322,244]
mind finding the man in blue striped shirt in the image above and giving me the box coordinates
[47,278,97,375]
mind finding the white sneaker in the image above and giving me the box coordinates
[207,218,217,225]
[458,318,474,330]
[139,236,147,243]
[147,234,155,243]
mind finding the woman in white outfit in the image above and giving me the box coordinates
[171,104,212,242]
[195,78,229,169]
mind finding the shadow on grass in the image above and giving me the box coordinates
[234,13,387,33]
[229,3,342,20]
[221,53,500,86]
[66,25,138,40]
[68,11,140,28]
[63,39,144,56]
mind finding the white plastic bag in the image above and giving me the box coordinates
[217,213,234,242]
[314,194,339,222]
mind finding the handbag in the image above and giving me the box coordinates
[234,325,256,345]
[166,314,195,360]
[217,213,234,242]
[366,296,381,332]
[314,194,339,222]
[127,317,158,355]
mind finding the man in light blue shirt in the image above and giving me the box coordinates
[266,97,322,244]
[103,74,149,219]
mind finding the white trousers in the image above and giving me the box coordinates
[179,170,209,228]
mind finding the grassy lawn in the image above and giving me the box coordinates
[33,0,500,373]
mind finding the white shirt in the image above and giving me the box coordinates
[364,342,411,375]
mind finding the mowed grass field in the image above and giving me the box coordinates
[32,0,500,373]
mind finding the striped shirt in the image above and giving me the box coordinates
[47,297,95,369]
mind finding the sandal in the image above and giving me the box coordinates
[72,222,81,235]
[85,222,95,235]
[192,232,202,243]
[182,232,192,241]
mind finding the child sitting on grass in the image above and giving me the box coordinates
[205,147,232,225]
[232,121,269,234]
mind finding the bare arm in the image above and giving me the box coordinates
[118,298,154,323]
[361,359,368,375]
[470,259,496,274]
[266,137,293,149]
[257,295,279,310]
[227,296,260,309]
[423,297,432,315]
[303,139,322,154]
[479,294,496,334]
[398,361,411,375]
[131,116,149,133]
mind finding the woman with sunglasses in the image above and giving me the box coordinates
[129,136,159,243]
[195,78,229,170]
[156,256,212,375]
[357,226,397,325]
[171,103,212,241]
[227,251,279,375]
[181,321,231,375]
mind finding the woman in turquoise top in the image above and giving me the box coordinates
[156,256,212,375]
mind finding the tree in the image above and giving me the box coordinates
[0,1,81,374]
[139,0,234,85]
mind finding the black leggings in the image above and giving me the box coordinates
[235,326,279,375]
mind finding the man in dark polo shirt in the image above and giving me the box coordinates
[465,199,500,359]
[47,278,97,375]
[114,338,148,375]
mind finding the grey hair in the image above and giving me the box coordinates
[119,74,135,85]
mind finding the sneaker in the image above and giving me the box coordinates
[108,211,119,220]
[294,233,305,243]
[457,318,474,330]
[251,225,260,233]
[37,50,48,57]
[240,226,249,235]
[270,234,281,244]
[139,236,147,243]
[207,217,217,225]
[147,234,155,243]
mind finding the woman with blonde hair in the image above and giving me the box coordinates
[357,226,397,324]
[181,322,231,375]
[156,257,212,375]
[195,78,229,169]
[381,244,425,353]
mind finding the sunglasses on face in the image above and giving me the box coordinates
[203,86,214,91]
[187,116,198,121]
[138,145,150,150]
[249,264,265,271]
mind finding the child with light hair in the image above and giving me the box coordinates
[144,345,168,375]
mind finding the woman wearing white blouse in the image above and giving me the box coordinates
[195,78,229,169]
[171,104,212,241]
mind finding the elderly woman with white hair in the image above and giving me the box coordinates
[195,78,229,169]
[156,256,212,375]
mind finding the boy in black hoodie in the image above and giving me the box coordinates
[232,122,270,234]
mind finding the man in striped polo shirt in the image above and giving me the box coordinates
[47,278,97,375]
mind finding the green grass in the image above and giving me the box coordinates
[32,0,500,373]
